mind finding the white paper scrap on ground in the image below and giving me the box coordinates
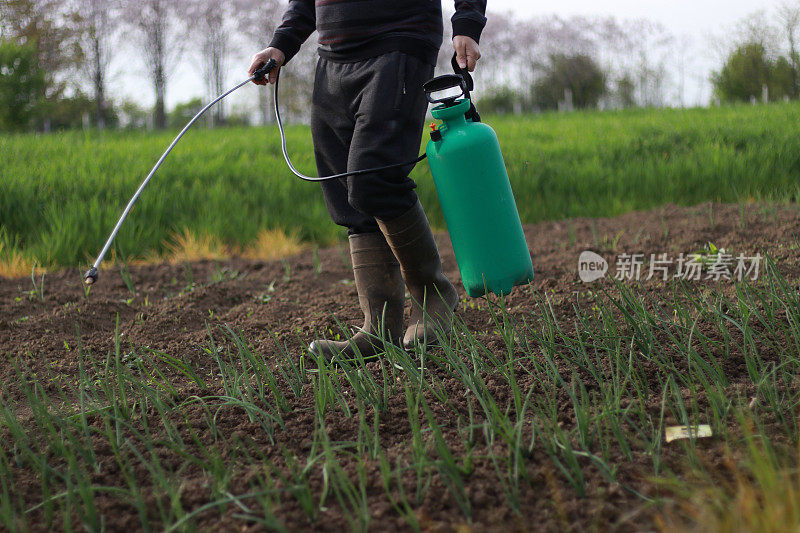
[665,424,712,443]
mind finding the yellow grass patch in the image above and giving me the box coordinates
[679,458,800,531]
[659,422,800,532]
[0,242,42,278]
[162,229,230,263]
[160,228,305,264]
[0,228,307,276]
[241,228,306,261]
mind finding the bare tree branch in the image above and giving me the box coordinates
[777,1,800,97]
[73,0,120,128]
[125,0,188,129]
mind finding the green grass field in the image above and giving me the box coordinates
[2,102,800,271]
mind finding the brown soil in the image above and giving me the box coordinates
[2,202,799,532]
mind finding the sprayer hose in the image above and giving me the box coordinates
[273,68,427,182]
[85,65,428,283]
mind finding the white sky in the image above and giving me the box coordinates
[112,0,784,112]
[490,0,776,36]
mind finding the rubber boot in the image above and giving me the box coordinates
[377,201,459,349]
[308,232,405,364]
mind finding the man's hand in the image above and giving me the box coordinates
[453,35,481,72]
[248,47,286,85]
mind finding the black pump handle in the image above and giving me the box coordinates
[422,73,467,94]
[422,52,476,105]
[421,53,481,122]
[423,74,468,105]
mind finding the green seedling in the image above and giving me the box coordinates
[689,242,729,268]
[282,260,292,282]
[119,261,136,296]
[255,280,277,304]
[28,261,45,301]
[211,263,240,283]
[312,245,321,277]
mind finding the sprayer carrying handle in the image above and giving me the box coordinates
[252,58,278,82]
[450,52,475,91]
[423,53,482,122]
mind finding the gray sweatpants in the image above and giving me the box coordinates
[311,51,435,234]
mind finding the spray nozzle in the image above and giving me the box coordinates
[83,266,98,285]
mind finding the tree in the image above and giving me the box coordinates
[0,0,81,77]
[168,97,203,129]
[512,18,540,105]
[534,54,606,110]
[188,0,241,126]
[237,0,304,124]
[73,0,120,128]
[506,15,598,107]
[118,99,148,129]
[777,2,800,98]
[712,42,790,102]
[673,33,694,107]
[0,39,46,130]
[468,11,518,93]
[615,75,636,108]
[494,14,677,109]
[736,10,781,53]
[772,55,795,99]
[0,0,82,129]
[476,86,525,115]
[126,0,186,129]
[618,19,673,107]
[44,92,118,130]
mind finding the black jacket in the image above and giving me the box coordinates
[268,0,487,66]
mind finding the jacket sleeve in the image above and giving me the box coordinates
[268,0,316,64]
[452,0,487,43]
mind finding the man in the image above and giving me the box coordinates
[248,0,486,362]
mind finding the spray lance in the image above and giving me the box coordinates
[84,56,533,297]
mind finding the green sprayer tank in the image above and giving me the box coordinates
[426,97,534,297]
